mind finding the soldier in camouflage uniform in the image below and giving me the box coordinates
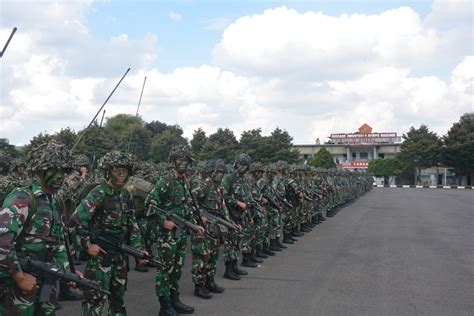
[146,145,204,316]
[191,159,232,298]
[68,151,147,316]
[222,153,261,271]
[0,141,78,315]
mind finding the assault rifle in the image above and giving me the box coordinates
[18,256,110,310]
[92,230,164,269]
[148,205,204,239]
[200,209,239,231]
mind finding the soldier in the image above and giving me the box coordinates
[68,151,147,315]
[146,145,204,316]
[191,159,233,298]
[0,141,79,315]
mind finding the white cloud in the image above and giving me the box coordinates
[204,17,232,31]
[168,11,183,21]
[0,2,472,148]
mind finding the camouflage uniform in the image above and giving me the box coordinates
[191,159,230,296]
[0,141,71,316]
[68,151,144,316]
[145,145,198,315]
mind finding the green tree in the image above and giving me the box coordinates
[75,122,114,162]
[199,128,239,163]
[306,147,336,169]
[104,114,144,151]
[149,129,187,163]
[368,158,402,184]
[398,125,443,184]
[190,128,207,157]
[266,128,300,163]
[0,138,21,158]
[53,127,77,149]
[127,125,153,160]
[443,113,474,179]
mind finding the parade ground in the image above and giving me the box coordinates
[61,188,474,315]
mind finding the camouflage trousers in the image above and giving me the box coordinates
[0,279,58,316]
[191,234,220,285]
[82,253,128,316]
[155,231,187,298]
[241,219,256,254]
[283,206,294,234]
[255,211,270,246]
[268,209,281,239]
[224,229,242,262]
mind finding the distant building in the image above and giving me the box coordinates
[293,124,402,171]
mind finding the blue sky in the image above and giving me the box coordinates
[0,0,472,145]
[87,1,432,73]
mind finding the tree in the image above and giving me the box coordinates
[0,138,21,158]
[443,113,474,178]
[198,128,239,163]
[266,128,300,163]
[307,147,336,169]
[53,127,77,149]
[190,128,207,157]
[149,129,187,163]
[127,125,153,160]
[368,158,402,184]
[398,125,443,184]
[239,129,265,161]
[75,122,114,161]
[104,114,144,151]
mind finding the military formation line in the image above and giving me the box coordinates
[0,142,372,315]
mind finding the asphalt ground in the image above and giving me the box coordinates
[60,188,474,315]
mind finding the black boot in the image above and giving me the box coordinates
[224,261,241,280]
[170,291,194,314]
[270,239,282,251]
[58,282,83,301]
[301,224,312,232]
[275,237,287,249]
[283,233,295,244]
[249,250,264,263]
[292,228,302,237]
[242,253,258,267]
[194,284,212,299]
[256,245,268,259]
[233,260,248,275]
[263,243,276,256]
[205,276,225,293]
[319,213,326,221]
[159,297,177,316]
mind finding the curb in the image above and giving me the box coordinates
[373,184,473,189]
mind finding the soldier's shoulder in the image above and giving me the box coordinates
[2,186,33,209]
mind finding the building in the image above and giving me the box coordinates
[293,124,402,171]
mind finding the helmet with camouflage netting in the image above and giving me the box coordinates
[9,157,26,173]
[233,153,251,168]
[73,154,90,168]
[168,145,194,163]
[204,158,227,176]
[98,151,135,175]
[249,161,264,173]
[26,141,72,174]
[274,160,289,171]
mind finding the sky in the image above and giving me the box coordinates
[0,0,472,146]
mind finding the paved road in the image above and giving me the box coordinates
[60,188,474,315]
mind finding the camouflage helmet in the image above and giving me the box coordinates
[274,160,288,171]
[0,150,11,174]
[204,159,226,176]
[233,153,251,168]
[9,158,25,173]
[249,161,264,173]
[169,145,194,163]
[98,151,135,174]
[73,154,90,168]
[26,141,72,174]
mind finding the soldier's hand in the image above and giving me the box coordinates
[88,244,107,257]
[163,220,176,230]
[201,216,209,224]
[13,271,37,294]
[237,201,247,210]
[262,198,268,205]
[196,226,205,236]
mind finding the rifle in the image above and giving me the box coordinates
[18,256,110,314]
[148,205,204,239]
[200,209,239,231]
[92,230,164,269]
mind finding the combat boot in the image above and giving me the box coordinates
[159,297,177,316]
[256,245,268,259]
[283,233,295,244]
[292,228,303,237]
[194,284,212,299]
[205,276,225,293]
[270,239,282,251]
[249,250,264,263]
[318,213,326,221]
[233,260,248,275]
[301,224,312,232]
[170,291,194,314]
[275,237,287,249]
[263,243,276,256]
[242,253,258,267]
[224,261,240,280]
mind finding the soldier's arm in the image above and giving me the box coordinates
[222,174,238,209]
[0,188,32,276]
[145,177,168,227]
[126,192,146,251]
[68,184,106,250]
